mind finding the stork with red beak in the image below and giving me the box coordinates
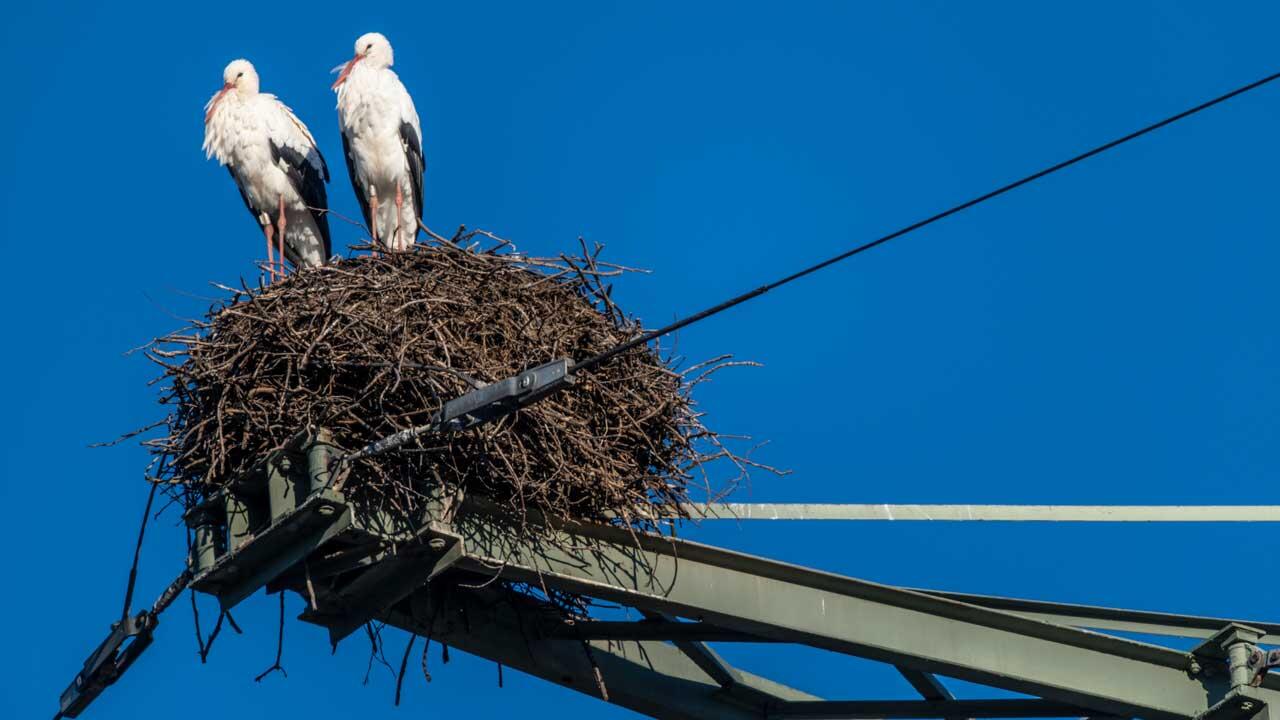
[332,33,424,252]
[203,59,332,278]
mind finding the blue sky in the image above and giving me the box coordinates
[3,1,1279,717]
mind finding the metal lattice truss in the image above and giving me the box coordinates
[59,431,1280,719]
[187,434,1280,720]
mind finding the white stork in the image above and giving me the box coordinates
[332,32,425,252]
[203,59,331,278]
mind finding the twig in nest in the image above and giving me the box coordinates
[90,419,167,448]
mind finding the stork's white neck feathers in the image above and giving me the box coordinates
[203,92,282,165]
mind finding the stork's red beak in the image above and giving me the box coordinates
[332,55,362,89]
[204,82,233,125]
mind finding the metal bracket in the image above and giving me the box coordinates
[1194,690,1269,720]
[56,612,156,719]
[299,533,466,646]
[439,358,573,431]
[189,489,352,611]
[1192,624,1271,690]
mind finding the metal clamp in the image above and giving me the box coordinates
[1248,647,1280,687]
[345,358,575,461]
[1191,624,1275,693]
[56,612,157,719]
[439,358,573,431]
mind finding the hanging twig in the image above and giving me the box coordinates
[200,611,227,663]
[362,622,396,685]
[395,634,418,706]
[304,561,318,611]
[189,589,206,660]
[253,593,288,682]
[581,641,609,702]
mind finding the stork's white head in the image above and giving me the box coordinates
[222,59,260,94]
[205,59,259,124]
[332,32,394,89]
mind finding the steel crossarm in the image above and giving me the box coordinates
[347,578,1097,720]
[424,504,1279,720]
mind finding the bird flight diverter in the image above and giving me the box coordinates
[346,358,575,460]
[440,358,574,431]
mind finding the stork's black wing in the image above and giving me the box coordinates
[340,130,372,236]
[270,139,332,259]
[400,122,425,225]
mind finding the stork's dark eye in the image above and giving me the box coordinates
[366,44,373,51]
[237,72,244,78]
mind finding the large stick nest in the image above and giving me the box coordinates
[145,234,761,530]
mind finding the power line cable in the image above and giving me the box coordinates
[120,481,159,621]
[573,69,1280,374]
[345,68,1280,462]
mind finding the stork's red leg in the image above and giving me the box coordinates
[369,189,381,256]
[277,196,288,277]
[264,223,276,282]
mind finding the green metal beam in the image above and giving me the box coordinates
[770,699,1096,719]
[915,590,1280,645]
[639,609,785,708]
[896,667,967,720]
[433,505,1276,720]
[176,436,1280,720]
[550,620,766,643]
[357,584,821,720]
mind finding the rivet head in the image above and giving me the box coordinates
[428,538,447,551]
[520,375,532,388]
